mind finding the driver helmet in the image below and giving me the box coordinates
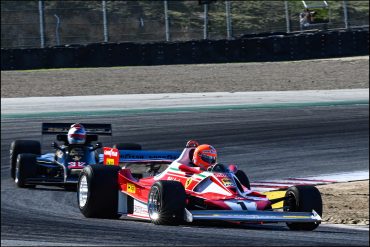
[67,123,86,145]
[192,144,217,170]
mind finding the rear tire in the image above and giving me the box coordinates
[148,180,186,225]
[284,185,323,231]
[77,165,121,218]
[10,140,41,179]
[15,153,38,188]
[113,143,142,150]
[235,170,251,190]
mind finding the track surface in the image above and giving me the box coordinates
[1,105,369,246]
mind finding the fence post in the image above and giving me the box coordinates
[204,3,209,39]
[225,0,232,39]
[54,14,61,46]
[343,0,349,29]
[164,0,170,41]
[102,0,109,42]
[284,1,290,33]
[38,0,45,48]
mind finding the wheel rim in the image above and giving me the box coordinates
[284,191,297,212]
[148,186,161,220]
[14,164,20,184]
[78,175,88,208]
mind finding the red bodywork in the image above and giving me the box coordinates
[104,147,272,218]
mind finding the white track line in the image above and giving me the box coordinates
[251,170,369,192]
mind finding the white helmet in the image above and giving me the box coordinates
[67,123,86,145]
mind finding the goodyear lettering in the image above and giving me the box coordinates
[104,149,118,157]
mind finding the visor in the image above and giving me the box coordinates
[200,154,217,165]
[69,133,86,140]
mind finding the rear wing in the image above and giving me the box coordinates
[42,123,112,135]
[103,147,181,165]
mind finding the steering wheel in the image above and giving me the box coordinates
[207,163,229,173]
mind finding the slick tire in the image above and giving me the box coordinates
[77,165,121,219]
[10,140,41,179]
[148,180,186,225]
[235,170,251,190]
[15,153,38,188]
[113,143,142,150]
[283,185,323,231]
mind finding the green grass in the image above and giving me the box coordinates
[1,0,368,48]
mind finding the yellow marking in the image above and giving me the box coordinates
[283,216,310,219]
[185,178,192,189]
[222,178,233,187]
[105,158,115,165]
[262,190,286,209]
[127,183,136,193]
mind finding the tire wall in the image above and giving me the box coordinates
[1,29,368,70]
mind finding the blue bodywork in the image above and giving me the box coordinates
[30,144,100,186]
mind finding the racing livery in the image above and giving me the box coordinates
[10,123,111,190]
[77,141,322,230]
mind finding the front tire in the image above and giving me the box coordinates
[15,153,38,188]
[148,180,186,225]
[10,140,41,179]
[77,165,121,218]
[283,185,323,231]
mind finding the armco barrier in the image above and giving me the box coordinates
[1,29,368,70]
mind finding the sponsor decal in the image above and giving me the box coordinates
[127,183,136,193]
[103,148,119,157]
[214,173,231,178]
[167,176,181,182]
[185,178,192,189]
[222,178,234,187]
[133,199,148,217]
[105,158,115,165]
[103,147,119,165]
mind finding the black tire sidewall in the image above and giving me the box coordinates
[16,153,38,188]
[284,185,323,231]
[149,180,186,225]
[10,140,41,179]
[77,165,121,218]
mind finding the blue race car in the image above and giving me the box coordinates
[10,123,112,190]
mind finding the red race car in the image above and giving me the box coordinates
[77,141,322,231]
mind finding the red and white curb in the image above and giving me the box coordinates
[251,170,369,192]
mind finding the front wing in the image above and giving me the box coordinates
[184,209,321,223]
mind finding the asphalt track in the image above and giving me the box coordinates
[1,104,369,246]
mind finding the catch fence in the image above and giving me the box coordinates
[1,0,369,48]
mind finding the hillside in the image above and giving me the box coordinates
[1,1,369,48]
